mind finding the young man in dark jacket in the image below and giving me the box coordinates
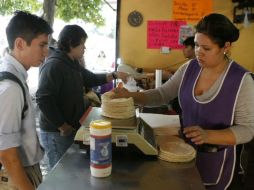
[36,25,128,169]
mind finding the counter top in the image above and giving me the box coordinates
[37,144,205,190]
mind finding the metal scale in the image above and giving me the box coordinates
[74,107,158,155]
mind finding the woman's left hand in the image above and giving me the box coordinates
[183,126,208,145]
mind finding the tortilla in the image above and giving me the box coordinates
[101,91,135,119]
[159,141,196,162]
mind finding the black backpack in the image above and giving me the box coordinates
[0,71,28,119]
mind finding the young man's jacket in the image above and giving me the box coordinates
[36,49,107,132]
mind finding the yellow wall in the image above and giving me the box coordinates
[119,0,254,72]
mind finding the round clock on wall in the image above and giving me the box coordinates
[128,10,143,27]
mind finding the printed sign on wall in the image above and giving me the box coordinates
[147,20,186,49]
[172,0,212,22]
[178,25,195,45]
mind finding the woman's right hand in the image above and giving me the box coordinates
[112,87,130,99]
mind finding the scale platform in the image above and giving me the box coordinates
[75,107,158,156]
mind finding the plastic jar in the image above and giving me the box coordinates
[90,120,112,177]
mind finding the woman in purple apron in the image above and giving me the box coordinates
[179,59,246,189]
[178,14,250,189]
[113,13,254,190]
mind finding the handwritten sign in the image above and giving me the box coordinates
[147,20,186,49]
[172,0,212,22]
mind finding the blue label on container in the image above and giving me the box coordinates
[90,135,112,167]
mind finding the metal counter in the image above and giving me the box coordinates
[37,144,205,190]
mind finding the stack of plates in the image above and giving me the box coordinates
[159,141,196,163]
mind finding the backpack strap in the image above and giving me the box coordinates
[0,71,28,119]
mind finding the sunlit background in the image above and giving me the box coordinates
[0,2,117,95]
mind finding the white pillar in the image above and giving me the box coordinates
[155,69,162,88]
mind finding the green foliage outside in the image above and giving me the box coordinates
[0,0,41,14]
[0,0,105,26]
[57,0,104,25]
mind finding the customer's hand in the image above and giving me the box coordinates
[58,123,76,136]
[183,126,208,145]
[116,71,129,83]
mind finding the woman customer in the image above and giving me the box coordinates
[112,13,254,190]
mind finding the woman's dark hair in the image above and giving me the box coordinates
[57,25,88,52]
[196,13,239,47]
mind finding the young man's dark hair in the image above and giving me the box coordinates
[6,10,53,50]
[57,24,88,52]
[182,36,195,48]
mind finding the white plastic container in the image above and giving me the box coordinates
[90,120,112,177]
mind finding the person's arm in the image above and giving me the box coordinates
[130,91,148,105]
[184,74,254,146]
[113,63,188,106]
[142,63,187,106]
[80,68,107,87]
[36,62,66,129]
[230,73,254,144]
[183,126,236,145]
[0,83,34,190]
[0,148,34,190]
[106,71,129,83]
[80,67,129,86]
[162,70,173,81]
[112,87,147,105]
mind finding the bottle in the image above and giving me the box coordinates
[90,120,112,177]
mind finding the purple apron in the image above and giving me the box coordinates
[179,59,247,190]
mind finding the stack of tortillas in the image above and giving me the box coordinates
[101,91,135,119]
[153,126,179,136]
[158,137,196,163]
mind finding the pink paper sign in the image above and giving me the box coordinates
[147,20,187,49]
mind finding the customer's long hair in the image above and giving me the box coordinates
[57,25,88,53]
